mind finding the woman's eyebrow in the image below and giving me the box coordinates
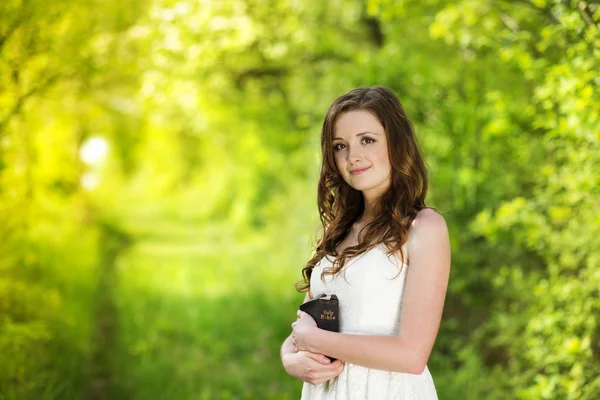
[333,131,379,141]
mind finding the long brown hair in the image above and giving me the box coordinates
[295,85,437,293]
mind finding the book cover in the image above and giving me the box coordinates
[299,294,340,362]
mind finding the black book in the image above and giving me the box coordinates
[299,294,340,361]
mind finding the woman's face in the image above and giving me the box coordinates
[332,110,392,199]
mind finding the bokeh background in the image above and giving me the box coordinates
[1,0,599,399]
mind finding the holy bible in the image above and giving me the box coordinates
[299,293,340,362]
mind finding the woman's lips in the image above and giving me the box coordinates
[350,166,370,175]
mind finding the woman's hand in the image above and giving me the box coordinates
[291,310,320,353]
[282,350,345,385]
[285,310,344,385]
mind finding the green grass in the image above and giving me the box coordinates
[108,218,306,399]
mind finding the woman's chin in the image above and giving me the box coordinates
[349,183,370,191]
[348,180,390,195]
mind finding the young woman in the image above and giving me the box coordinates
[280,86,450,399]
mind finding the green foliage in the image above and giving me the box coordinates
[368,0,600,398]
[1,0,598,399]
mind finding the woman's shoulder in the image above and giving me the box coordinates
[406,208,448,253]
[388,209,446,264]
[410,207,446,230]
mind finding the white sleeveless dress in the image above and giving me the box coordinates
[300,243,439,400]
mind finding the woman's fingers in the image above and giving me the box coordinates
[292,332,297,351]
[306,358,344,383]
[311,363,344,384]
[304,351,331,365]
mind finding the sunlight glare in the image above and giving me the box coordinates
[80,136,109,166]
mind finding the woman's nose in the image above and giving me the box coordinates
[348,146,362,162]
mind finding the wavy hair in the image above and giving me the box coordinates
[295,85,437,293]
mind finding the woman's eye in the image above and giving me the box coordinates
[363,137,375,144]
[333,138,374,152]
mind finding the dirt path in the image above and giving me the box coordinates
[84,221,132,400]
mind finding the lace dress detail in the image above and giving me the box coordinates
[300,244,439,400]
